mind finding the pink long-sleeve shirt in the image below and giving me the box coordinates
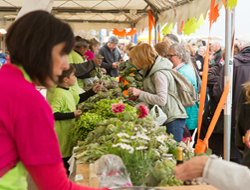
[0,64,109,190]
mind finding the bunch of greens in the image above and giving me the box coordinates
[69,99,137,145]
[146,159,183,187]
[88,99,136,118]
[69,113,104,146]
[118,61,143,91]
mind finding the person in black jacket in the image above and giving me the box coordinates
[200,45,239,159]
[212,34,250,163]
[209,41,222,68]
[235,85,250,169]
[98,36,123,77]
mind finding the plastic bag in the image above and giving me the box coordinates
[94,154,132,188]
[149,105,167,126]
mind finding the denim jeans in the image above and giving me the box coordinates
[166,119,186,142]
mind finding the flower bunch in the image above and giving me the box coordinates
[136,105,149,119]
[111,101,125,114]
[110,132,154,186]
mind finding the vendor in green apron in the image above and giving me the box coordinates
[46,37,102,105]
[0,10,108,190]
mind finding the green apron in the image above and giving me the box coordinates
[0,162,28,190]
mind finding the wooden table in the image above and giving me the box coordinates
[75,161,220,189]
[159,185,219,190]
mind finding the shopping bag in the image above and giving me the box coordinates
[149,105,168,126]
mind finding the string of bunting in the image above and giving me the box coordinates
[112,28,137,37]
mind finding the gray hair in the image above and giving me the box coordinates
[237,34,250,49]
[212,41,221,49]
[75,37,89,48]
[169,43,190,63]
[108,36,119,44]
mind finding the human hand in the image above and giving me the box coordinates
[100,68,107,74]
[128,87,141,97]
[112,62,118,68]
[199,72,203,76]
[245,129,250,148]
[119,59,125,63]
[74,110,82,118]
[93,84,101,93]
[82,55,88,61]
[93,57,103,67]
[209,54,214,61]
[174,156,208,181]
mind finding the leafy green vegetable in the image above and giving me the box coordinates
[69,113,104,146]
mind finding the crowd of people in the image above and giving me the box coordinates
[1,9,250,190]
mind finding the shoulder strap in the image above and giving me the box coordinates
[194,74,231,154]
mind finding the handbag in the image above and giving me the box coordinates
[149,105,168,126]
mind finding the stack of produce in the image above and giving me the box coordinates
[73,101,196,186]
[118,61,143,91]
[80,75,137,110]
[69,99,137,146]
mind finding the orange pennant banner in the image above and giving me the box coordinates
[208,0,220,29]
[112,28,126,37]
[178,21,184,33]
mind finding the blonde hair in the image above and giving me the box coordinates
[154,40,172,57]
[89,38,101,48]
[125,43,135,56]
[130,43,158,71]
[244,82,250,104]
[186,43,195,55]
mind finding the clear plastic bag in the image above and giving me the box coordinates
[94,154,132,188]
[149,105,168,126]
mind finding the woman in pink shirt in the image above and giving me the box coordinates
[84,38,101,60]
[0,10,109,190]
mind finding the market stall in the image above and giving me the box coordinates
[0,0,240,190]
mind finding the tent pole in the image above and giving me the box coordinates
[224,7,232,161]
[155,19,158,44]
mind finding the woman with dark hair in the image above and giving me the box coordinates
[0,10,109,190]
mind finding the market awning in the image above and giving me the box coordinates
[0,0,222,32]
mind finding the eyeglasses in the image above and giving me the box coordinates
[166,54,177,58]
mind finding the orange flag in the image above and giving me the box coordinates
[178,21,184,33]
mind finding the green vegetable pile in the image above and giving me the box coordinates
[74,114,156,160]
[89,66,103,79]
[158,175,183,187]
[118,61,143,91]
[81,75,138,109]
[69,99,137,146]
[147,160,183,186]
[69,113,104,146]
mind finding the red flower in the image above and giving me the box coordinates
[136,105,149,119]
[111,101,125,114]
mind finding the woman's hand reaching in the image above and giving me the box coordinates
[128,87,141,97]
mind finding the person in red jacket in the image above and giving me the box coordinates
[0,10,109,190]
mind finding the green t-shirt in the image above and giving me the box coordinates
[0,162,28,190]
[46,52,81,106]
[51,87,80,158]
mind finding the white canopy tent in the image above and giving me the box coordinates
[0,0,235,161]
[0,0,222,32]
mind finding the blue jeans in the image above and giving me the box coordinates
[166,119,186,142]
